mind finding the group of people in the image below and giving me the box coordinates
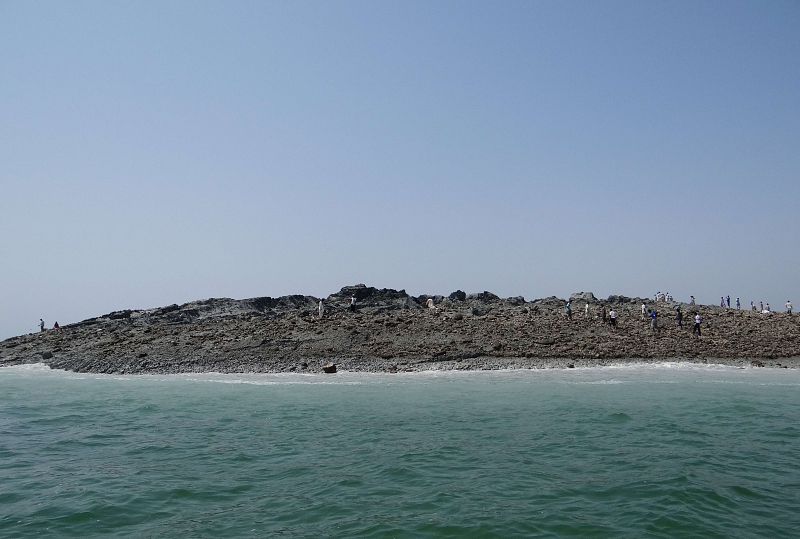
[654,291,674,303]
[718,295,793,315]
[565,302,704,336]
[38,319,60,332]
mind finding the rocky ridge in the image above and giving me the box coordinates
[2,284,799,374]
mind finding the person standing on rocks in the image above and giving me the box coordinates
[760,301,764,312]
[693,313,703,336]
[720,297,725,308]
[565,301,572,320]
[787,300,793,315]
[39,318,45,332]
[585,303,589,318]
[641,303,647,319]
[726,295,731,308]
[318,300,324,318]
[609,308,617,328]
[690,295,696,305]
[736,298,741,310]
[765,303,771,313]
[676,306,683,328]
[650,310,658,332]
[53,321,60,330]
[426,298,434,309]
[751,300,756,311]
[349,296,356,312]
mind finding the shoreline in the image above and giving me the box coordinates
[2,285,799,374]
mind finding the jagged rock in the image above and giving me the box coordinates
[322,363,337,373]
[466,291,500,302]
[40,351,53,359]
[570,292,597,303]
[448,290,467,301]
[505,296,526,305]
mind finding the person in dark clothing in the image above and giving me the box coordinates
[676,307,683,328]
[726,295,731,308]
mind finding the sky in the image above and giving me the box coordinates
[1,0,798,339]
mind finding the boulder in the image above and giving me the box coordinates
[448,290,467,301]
[570,292,597,303]
[322,363,337,373]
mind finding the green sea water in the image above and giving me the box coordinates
[1,363,799,538]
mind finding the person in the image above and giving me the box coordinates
[426,298,434,309]
[565,301,572,320]
[349,295,356,312]
[650,309,658,332]
[318,300,324,318]
[765,302,771,313]
[585,303,589,318]
[736,297,740,310]
[690,295,695,305]
[676,306,683,328]
[786,300,793,315]
[609,308,617,328]
[726,295,731,308]
[693,312,702,336]
[39,318,45,332]
[601,305,607,323]
[720,297,725,308]
[760,301,764,312]
[751,300,756,311]
[53,321,60,330]
[641,303,647,319]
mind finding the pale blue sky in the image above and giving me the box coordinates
[1,1,798,338]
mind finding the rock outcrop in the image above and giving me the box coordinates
[1,285,799,374]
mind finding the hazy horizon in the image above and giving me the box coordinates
[2,1,798,339]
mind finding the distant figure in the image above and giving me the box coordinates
[609,308,617,328]
[760,301,764,312]
[787,300,793,315]
[650,310,658,332]
[426,298,434,309]
[601,305,607,323]
[53,321,60,330]
[720,297,725,308]
[585,303,589,318]
[765,303,771,313]
[39,318,45,332]
[349,296,356,312]
[726,295,730,308]
[693,313,703,336]
[751,300,756,311]
[676,307,683,328]
[565,301,572,320]
[736,298,740,310]
[690,295,696,305]
[318,300,324,318]
[641,303,646,319]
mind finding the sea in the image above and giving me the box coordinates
[1,363,799,538]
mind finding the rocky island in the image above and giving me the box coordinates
[2,285,799,374]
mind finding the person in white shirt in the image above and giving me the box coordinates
[318,300,324,318]
[693,313,702,336]
[585,303,589,318]
[349,296,356,312]
[786,300,792,315]
[426,298,434,309]
[609,309,617,328]
[641,303,646,319]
